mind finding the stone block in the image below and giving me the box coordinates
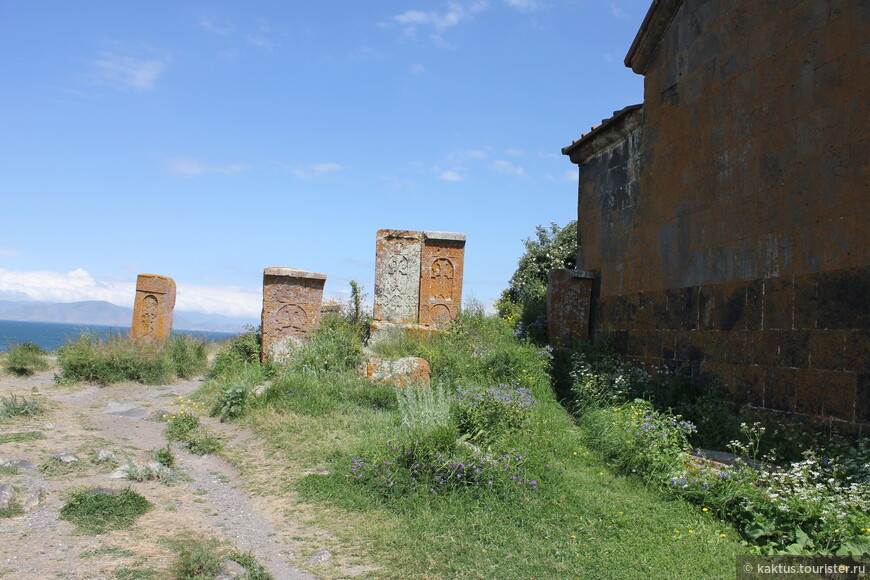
[261,267,326,362]
[418,231,466,328]
[546,269,593,347]
[130,274,176,341]
[358,357,431,388]
[373,230,423,324]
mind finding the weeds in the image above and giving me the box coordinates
[56,332,207,386]
[2,342,50,376]
[0,394,42,419]
[0,431,44,445]
[60,488,151,534]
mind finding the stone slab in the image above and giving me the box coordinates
[130,274,176,341]
[418,233,465,327]
[261,267,326,362]
[373,230,423,324]
[358,357,431,388]
[547,269,593,347]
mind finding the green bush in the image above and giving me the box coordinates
[166,334,208,379]
[496,221,577,342]
[208,327,263,379]
[0,393,42,419]
[3,342,50,376]
[284,314,363,374]
[210,382,249,422]
[453,383,537,443]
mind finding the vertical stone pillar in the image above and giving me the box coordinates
[418,231,466,327]
[261,267,326,362]
[547,269,594,347]
[373,230,423,324]
[130,274,176,341]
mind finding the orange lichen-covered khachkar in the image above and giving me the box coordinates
[130,274,176,341]
[418,231,466,328]
[260,267,326,362]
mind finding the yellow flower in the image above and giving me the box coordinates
[720,534,726,538]
[573,452,578,456]
[702,507,708,512]
[674,530,680,534]
[570,535,576,539]
[688,530,694,534]
[599,472,604,476]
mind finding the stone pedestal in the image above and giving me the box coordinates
[130,274,176,341]
[261,267,326,362]
[547,269,594,347]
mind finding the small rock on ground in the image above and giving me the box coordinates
[307,549,333,565]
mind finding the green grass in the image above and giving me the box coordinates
[59,488,152,534]
[0,431,45,445]
[80,546,136,559]
[2,342,50,376]
[56,332,208,386]
[163,536,273,580]
[195,311,744,578]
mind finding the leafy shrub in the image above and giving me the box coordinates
[453,383,537,442]
[283,314,363,374]
[59,488,152,534]
[210,382,248,422]
[568,337,653,410]
[154,446,175,468]
[208,327,263,379]
[163,397,222,455]
[0,393,42,418]
[3,342,50,376]
[496,221,577,342]
[170,538,222,579]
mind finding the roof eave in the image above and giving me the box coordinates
[624,0,683,74]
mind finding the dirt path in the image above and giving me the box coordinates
[0,369,325,579]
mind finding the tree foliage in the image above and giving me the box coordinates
[496,221,577,341]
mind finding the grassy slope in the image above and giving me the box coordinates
[199,318,743,578]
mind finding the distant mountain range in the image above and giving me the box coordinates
[0,300,257,333]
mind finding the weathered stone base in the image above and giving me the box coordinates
[357,357,432,388]
[366,321,438,348]
[593,265,870,428]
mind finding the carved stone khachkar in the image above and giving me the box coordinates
[546,269,594,347]
[130,274,176,341]
[261,267,326,362]
[373,229,466,329]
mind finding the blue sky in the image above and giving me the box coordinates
[0,0,647,321]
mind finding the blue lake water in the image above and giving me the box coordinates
[0,320,238,352]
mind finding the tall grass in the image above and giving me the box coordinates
[2,342,50,376]
[56,331,207,385]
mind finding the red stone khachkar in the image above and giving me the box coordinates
[130,274,176,341]
[260,267,326,362]
[547,269,594,347]
[418,231,466,328]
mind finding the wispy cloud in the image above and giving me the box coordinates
[504,0,542,12]
[199,18,233,37]
[393,1,489,41]
[544,169,577,182]
[92,53,166,91]
[447,147,491,161]
[491,159,527,177]
[410,63,426,74]
[167,157,250,178]
[0,268,261,318]
[0,249,20,257]
[610,2,630,19]
[439,169,464,181]
[285,162,350,179]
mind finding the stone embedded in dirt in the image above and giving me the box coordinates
[97,449,118,463]
[214,560,247,579]
[307,549,333,565]
[0,484,14,510]
[150,409,172,421]
[357,357,431,388]
[104,401,148,419]
[51,453,80,464]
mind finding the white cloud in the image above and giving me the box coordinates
[504,0,542,11]
[286,162,350,179]
[491,159,527,177]
[447,147,491,161]
[545,169,577,182]
[200,19,232,37]
[610,2,630,19]
[393,1,489,38]
[92,53,166,91]
[439,169,463,181]
[0,268,261,318]
[410,63,426,74]
[506,148,524,157]
[167,157,250,178]
[245,35,274,50]
[0,249,20,257]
